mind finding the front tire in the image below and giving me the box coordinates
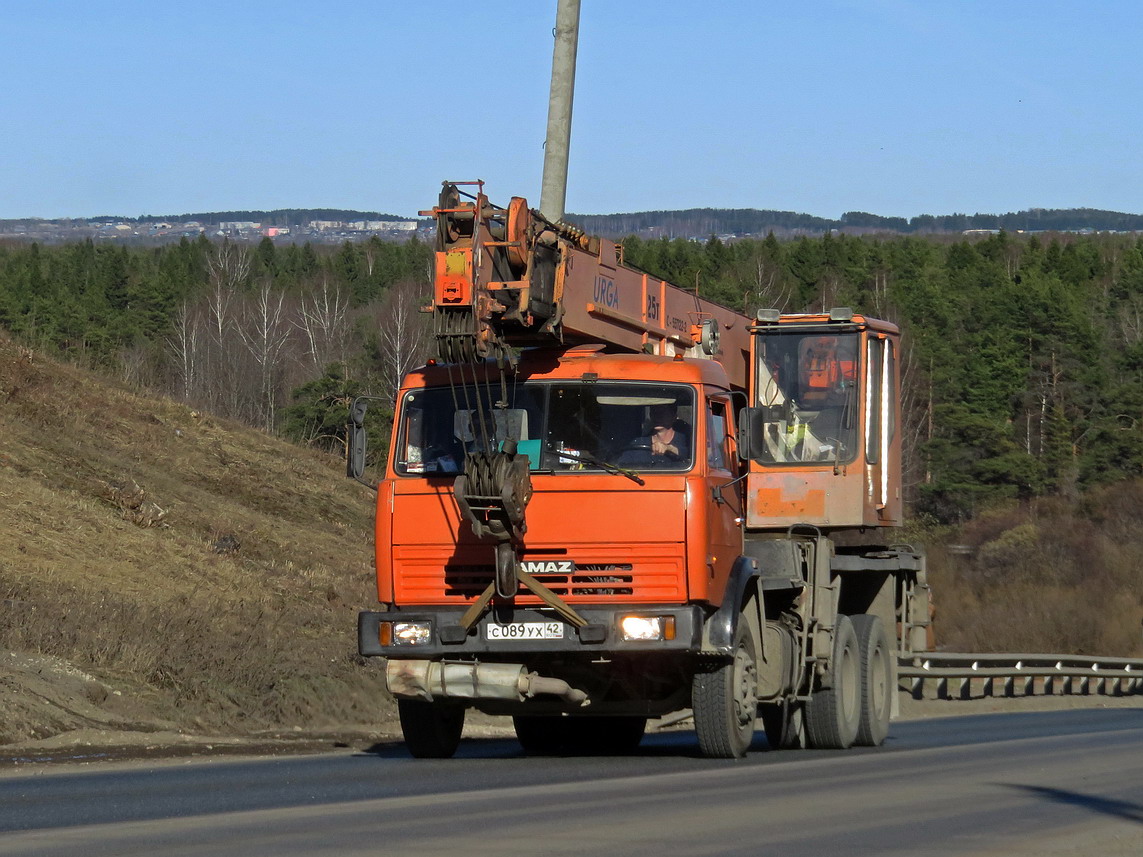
[851,614,893,746]
[693,617,758,758]
[398,699,466,758]
[805,614,860,749]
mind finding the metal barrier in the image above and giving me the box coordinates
[899,652,1143,700]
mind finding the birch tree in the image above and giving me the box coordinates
[296,277,350,373]
[203,241,249,415]
[167,299,204,401]
[370,280,431,403]
[238,280,292,431]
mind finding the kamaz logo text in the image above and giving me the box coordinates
[521,560,575,574]
[593,276,619,309]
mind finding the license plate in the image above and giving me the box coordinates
[486,621,564,641]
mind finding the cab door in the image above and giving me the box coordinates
[703,394,743,589]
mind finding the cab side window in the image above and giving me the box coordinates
[707,401,729,470]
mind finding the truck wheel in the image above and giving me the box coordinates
[760,700,806,750]
[398,699,465,758]
[513,715,647,755]
[805,614,860,750]
[693,618,758,758]
[851,614,893,746]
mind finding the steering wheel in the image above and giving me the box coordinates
[622,439,653,452]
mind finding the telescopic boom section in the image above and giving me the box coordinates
[422,182,752,390]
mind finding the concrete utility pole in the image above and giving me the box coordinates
[539,0,581,224]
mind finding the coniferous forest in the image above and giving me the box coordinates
[3,229,1143,526]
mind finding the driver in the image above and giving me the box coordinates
[620,403,689,466]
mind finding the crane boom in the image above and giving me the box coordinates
[422,182,752,390]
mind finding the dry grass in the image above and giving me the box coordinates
[918,488,1143,657]
[0,332,389,741]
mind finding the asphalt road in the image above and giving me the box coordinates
[0,708,1140,856]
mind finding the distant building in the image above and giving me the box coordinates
[309,220,342,230]
[345,219,417,231]
[220,221,261,231]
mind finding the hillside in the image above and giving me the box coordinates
[0,331,392,752]
[917,492,1143,658]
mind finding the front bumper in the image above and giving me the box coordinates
[358,605,704,658]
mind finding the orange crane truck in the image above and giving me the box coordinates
[350,182,933,758]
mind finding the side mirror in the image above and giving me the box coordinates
[347,397,369,480]
[737,407,761,462]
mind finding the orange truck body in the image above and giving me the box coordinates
[354,184,931,758]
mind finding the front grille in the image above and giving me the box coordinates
[443,564,635,597]
[393,549,685,604]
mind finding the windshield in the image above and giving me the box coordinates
[395,382,695,476]
[755,330,859,464]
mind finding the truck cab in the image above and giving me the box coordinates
[358,349,747,745]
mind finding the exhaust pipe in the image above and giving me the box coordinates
[387,660,589,706]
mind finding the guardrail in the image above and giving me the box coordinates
[899,652,1143,700]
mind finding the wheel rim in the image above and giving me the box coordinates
[839,643,858,720]
[870,640,887,714]
[733,641,758,728]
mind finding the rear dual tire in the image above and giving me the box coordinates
[805,613,893,750]
[806,614,861,749]
[852,614,893,746]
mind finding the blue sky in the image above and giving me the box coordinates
[3,1,1141,220]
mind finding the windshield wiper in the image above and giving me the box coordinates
[546,446,645,486]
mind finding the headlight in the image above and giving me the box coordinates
[380,620,433,646]
[619,615,676,642]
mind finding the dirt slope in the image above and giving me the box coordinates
[0,332,394,751]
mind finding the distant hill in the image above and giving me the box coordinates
[566,207,1143,238]
[6,205,1143,240]
[97,208,416,226]
[120,205,1143,236]
[565,208,836,238]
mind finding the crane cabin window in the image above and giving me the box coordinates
[394,382,695,476]
[755,331,859,465]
